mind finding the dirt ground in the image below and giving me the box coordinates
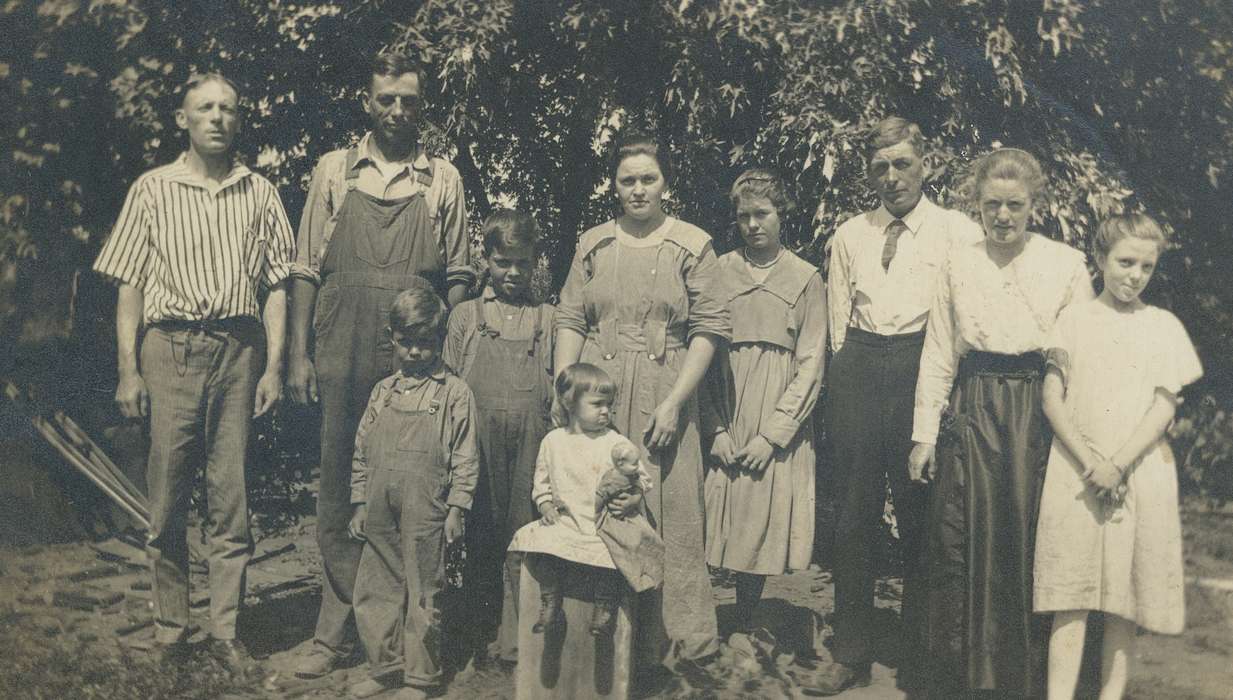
[1,502,1231,699]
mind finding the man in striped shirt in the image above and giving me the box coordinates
[287,51,473,684]
[93,73,295,676]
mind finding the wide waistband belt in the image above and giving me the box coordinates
[589,321,686,360]
[150,317,260,335]
[844,326,926,347]
[959,350,1045,376]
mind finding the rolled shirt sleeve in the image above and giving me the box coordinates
[438,168,474,290]
[291,155,338,286]
[761,273,828,448]
[93,177,153,288]
[555,245,590,338]
[444,381,479,510]
[683,241,732,343]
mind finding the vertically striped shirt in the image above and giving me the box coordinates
[93,154,296,323]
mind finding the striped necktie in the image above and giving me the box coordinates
[882,219,908,271]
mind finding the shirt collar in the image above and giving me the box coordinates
[355,132,432,173]
[396,360,448,387]
[873,196,936,235]
[167,153,252,191]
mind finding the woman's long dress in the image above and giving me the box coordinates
[912,233,1094,696]
[703,249,826,575]
[1034,301,1201,634]
[556,217,731,664]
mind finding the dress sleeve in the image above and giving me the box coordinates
[762,273,828,448]
[292,157,336,286]
[1064,254,1097,307]
[445,383,479,510]
[93,178,152,288]
[912,251,964,445]
[1043,307,1077,390]
[531,436,554,507]
[826,229,854,353]
[1154,311,1203,399]
[350,381,388,504]
[555,246,589,338]
[683,242,732,343]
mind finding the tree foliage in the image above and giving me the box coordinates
[3,0,1232,499]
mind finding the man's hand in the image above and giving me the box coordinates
[115,371,149,419]
[605,490,643,517]
[735,435,775,473]
[445,506,465,544]
[710,430,737,468]
[348,504,368,541]
[908,442,937,483]
[287,354,318,405]
[538,500,561,525]
[253,371,282,417]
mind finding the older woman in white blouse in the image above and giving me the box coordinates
[907,148,1094,697]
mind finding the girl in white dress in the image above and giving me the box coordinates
[508,362,651,637]
[1034,214,1203,700]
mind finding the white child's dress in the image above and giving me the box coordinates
[1033,300,1202,633]
[508,427,648,570]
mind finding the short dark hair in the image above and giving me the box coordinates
[180,73,240,108]
[387,281,448,341]
[371,50,426,87]
[608,131,674,185]
[865,116,925,159]
[481,209,542,256]
[552,363,618,427]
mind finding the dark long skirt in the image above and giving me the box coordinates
[918,351,1052,698]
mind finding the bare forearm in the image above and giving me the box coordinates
[665,333,719,406]
[554,328,585,377]
[1043,384,1093,469]
[116,285,144,377]
[262,284,287,375]
[288,277,318,360]
[1112,395,1176,470]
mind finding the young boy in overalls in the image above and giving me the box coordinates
[348,283,478,699]
[443,209,554,665]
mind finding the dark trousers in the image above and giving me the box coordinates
[826,328,928,668]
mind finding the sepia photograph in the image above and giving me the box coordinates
[1,1,1230,698]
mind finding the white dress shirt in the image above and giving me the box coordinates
[827,197,983,352]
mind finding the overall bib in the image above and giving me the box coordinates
[352,383,450,688]
[312,148,444,651]
[461,303,551,661]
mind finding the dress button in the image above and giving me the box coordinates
[648,353,657,360]
[604,353,614,360]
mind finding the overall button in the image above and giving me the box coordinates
[648,353,657,360]
[603,353,615,360]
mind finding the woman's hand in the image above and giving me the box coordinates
[444,506,465,545]
[1086,457,1123,493]
[908,443,937,483]
[710,430,737,467]
[538,501,561,525]
[643,399,682,451]
[735,435,775,473]
[348,504,368,541]
[606,490,643,517]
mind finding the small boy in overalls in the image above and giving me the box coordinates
[349,283,478,700]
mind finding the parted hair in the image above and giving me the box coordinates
[609,131,674,185]
[1093,213,1168,258]
[970,147,1048,204]
[865,116,925,159]
[482,208,542,256]
[387,282,448,341]
[180,73,240,108]
[730,167,797,216]
[552,363,617,428]
[372,50,426,87]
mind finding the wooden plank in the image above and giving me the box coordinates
[515,557,632,700]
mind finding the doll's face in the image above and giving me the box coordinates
[611,444,641,473]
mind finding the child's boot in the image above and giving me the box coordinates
[532,565,564,633]
[589,573,620,636]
